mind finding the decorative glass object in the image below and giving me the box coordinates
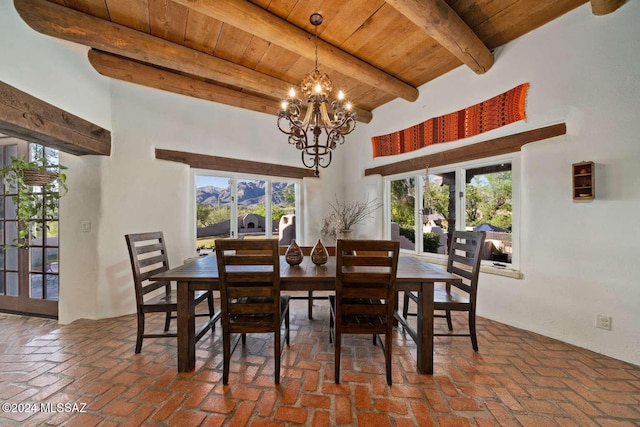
[336,229,353,240]
[311,239,329,265]
[285,239,304,265]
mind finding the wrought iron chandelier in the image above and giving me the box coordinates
[277,13,356,177]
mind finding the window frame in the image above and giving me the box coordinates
[384,153,520,271]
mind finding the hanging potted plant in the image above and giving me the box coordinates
[0,156,68,248]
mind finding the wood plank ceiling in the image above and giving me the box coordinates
[15,0,623,124]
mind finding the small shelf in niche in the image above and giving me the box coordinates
[572,161,594,200]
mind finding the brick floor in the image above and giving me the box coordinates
[1,296,639,426]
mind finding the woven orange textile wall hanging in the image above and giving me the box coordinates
[371,83,529,158]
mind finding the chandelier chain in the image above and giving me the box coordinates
[313,22,319,72]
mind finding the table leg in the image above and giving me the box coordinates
[177,280,196,372]
[416,281,434,374]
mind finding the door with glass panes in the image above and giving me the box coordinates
[0,144,60,317]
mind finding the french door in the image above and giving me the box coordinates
[0,144,59,317]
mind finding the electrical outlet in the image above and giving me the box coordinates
[596,314,612,331]
[80,220,91,233]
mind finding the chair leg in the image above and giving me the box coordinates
[334,329,341,384]
[207,291,215,331]
[469,310,479,352]
[135,312,145,354]
[223,330,231,385]
[164,311,171,332]
[402,292,410,317]
[274,329,281,385]
[285,306,290,345]
[308,291,313,319]
[372,334,377,345]
[385,329,393,385]
[328,297,334,344]
[241,333,247,345]
[446,310,453,331]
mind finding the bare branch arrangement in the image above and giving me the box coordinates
[321,195,382,241]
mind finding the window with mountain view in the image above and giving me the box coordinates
[195,174,298,251]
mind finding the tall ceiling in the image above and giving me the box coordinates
[15,0,623,124]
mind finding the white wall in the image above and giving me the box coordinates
[2,1,639,366]
[345,2,640,366]
[0,1,111,323]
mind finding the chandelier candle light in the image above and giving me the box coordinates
[277,13,356,177]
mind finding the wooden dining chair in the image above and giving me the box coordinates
[329,239,400,385]
[402,230,486,351]
[215,239,290,385]
[280,245,336,320]
[125,231,217,353]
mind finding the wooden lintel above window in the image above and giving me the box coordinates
[155,149,317,179]
[0,81,111,156]
[364,123,566,177]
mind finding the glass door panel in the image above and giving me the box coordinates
[272,181,296,245]
[195,175,232,253]
[0,143,59,317]
[390,177,416,251]
[422,171,456,255]
[237,178,266,239]
[465,163,512,264]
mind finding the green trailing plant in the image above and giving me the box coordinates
[0,157,68,248]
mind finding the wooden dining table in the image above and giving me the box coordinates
[151,253,461,373]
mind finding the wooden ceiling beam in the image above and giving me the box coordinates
[88,49,281,118]
[0,81,111,156]
[87,50,373,124]
[590,0,625,15]
[16,0,374,123]
[384,0,494,74]
[12,0,298,103]
[171,0,419,102]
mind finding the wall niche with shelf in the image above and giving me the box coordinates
[572,161,594,200]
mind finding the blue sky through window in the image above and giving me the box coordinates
[196,175,229,189]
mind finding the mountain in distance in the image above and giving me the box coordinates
[197,181,294,207]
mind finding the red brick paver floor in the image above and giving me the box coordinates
[1,295,639,426]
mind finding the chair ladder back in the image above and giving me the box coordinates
[134,241,165,255]
[332,239,400,385]
[215,239,290,384]
[125,232,171,305]
[125,231,217,354]
[223,254,276,265]
[341,256,393,268]
[216,239,281,328]
[335,239,400,316]
[446,231,485,297]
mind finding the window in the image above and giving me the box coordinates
[385,155,517,267]
[195,173,299,252]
